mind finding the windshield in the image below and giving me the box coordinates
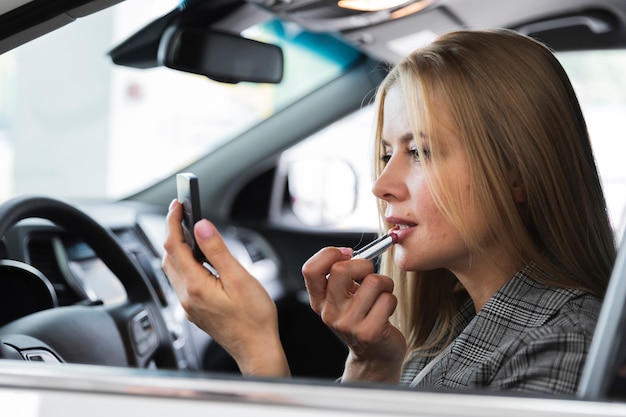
[0,0,359,201]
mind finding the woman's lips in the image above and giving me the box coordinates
[388,222,417,242]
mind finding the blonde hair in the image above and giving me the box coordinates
[372,29,616,356]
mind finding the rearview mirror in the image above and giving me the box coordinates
[158,26,283,84]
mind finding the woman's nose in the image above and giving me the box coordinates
[372,156,405,202]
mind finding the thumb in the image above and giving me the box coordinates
[194,219,244,280]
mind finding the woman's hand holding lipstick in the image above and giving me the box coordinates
[301,233,407,384]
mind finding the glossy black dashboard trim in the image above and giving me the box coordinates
[0,0,95,38]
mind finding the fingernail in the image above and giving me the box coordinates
[195,220,214,240]
[339,247,353,256]
[169,199,177,211]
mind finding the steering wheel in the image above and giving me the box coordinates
[0,196,180,369]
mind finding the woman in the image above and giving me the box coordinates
[162,29,616,395]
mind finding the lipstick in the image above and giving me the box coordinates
[352,232,398,261]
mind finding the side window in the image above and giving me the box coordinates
[558,50,626,241]
[278,106,379,230]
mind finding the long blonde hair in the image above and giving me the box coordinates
[373,29,616,355]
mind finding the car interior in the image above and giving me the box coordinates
[0,0,626,410]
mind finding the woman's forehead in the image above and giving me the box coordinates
[382,83,458,141]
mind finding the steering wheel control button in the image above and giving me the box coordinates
[130,310,158,356]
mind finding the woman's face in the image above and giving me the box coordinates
[372,83,483,274]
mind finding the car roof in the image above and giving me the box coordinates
[2,0,626,59]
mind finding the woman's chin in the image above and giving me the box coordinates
[393,248,438,272]
[393,250,417,271]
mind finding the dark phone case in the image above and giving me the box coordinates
[176,173,207,263]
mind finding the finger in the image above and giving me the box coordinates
[163,200,200,277]
[164,199,186,245]
[347,273,395,319]
[332,289,397,347]
[350,292,398,344]
[366,291,398,323]
[193,219,248,287]
[325,259,375,306]
[301,247,352,312]
[351,273,394,302]
[163,200,219,299]
[162,251,217,319]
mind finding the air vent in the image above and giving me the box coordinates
[27,236,80,306]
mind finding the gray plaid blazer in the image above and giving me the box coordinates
[401,264,601,395]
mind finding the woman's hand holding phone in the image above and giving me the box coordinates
[162,199,290,377]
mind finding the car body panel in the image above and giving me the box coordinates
[2,361,626,417]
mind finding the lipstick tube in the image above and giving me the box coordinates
[352,232,397,261]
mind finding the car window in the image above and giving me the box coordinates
[559,50,626,241]
[0,0,360,201]
[281,105,379,230]
[284,49,626,239]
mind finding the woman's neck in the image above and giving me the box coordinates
[449,249,518,312]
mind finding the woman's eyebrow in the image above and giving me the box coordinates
[381,132,415,147]
[400,132,415,144]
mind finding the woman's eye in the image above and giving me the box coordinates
[409,147,430,161]
[381,147,430,164]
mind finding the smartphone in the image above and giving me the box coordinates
[176,173,219,276]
